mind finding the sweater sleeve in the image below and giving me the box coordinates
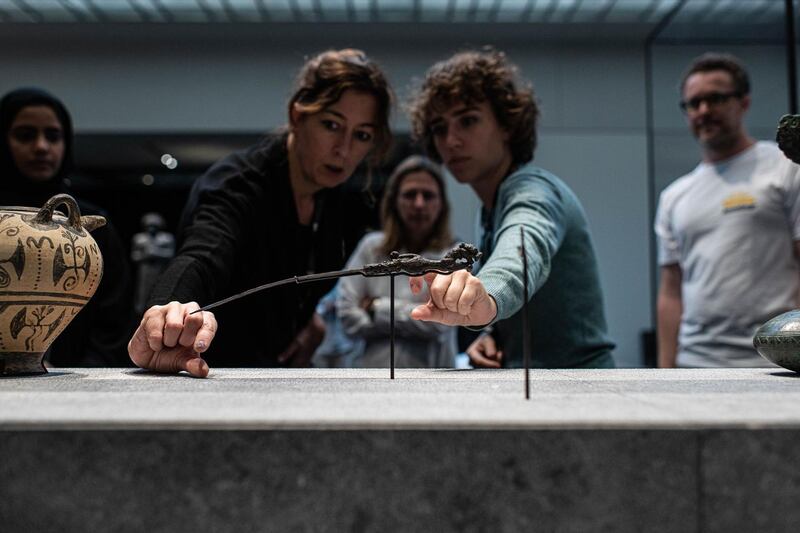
[477,173,567,322]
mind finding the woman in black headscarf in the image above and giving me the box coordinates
[0,87,132,366]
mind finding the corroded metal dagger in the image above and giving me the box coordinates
[190,242,482,314]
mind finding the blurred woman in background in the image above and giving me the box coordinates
[337,155,457,368]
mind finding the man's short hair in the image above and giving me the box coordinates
[409,49,539,166]
[680,52,750,96]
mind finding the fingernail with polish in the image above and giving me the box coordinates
[196,340,206,351]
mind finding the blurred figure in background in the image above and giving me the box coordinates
[656,53,800,368]
[131,212,175,315]
[0,87,132,366]
[311,284,363,368]
[337,155,457,367]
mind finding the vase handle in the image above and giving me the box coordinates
[33,194,106,232]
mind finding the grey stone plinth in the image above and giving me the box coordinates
[1,368,799,532]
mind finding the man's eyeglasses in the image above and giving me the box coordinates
[400,189,438,202]
[679,91,741,113]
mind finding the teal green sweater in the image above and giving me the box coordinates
[476,163,615,368]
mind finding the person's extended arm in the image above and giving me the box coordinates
[411,173,565,326]
[657,264,682,368]
[129,172,258,377]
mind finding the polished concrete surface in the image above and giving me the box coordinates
[1,367,799,429]
[2,368,799,532]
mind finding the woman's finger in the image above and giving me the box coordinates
[162,302,186,348]
[178,302,204,347]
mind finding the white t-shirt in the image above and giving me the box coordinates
[655,141,800,367]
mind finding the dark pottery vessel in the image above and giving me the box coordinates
[777,114,800,164]
[753,310,800,372]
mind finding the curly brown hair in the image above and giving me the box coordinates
[288,48,394,167]
[409,49,539,166]
[379,155,453,256]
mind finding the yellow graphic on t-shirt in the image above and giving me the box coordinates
[722,192,756,213]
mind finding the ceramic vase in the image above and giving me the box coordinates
[0,194,105,375]
[753,309,800,372]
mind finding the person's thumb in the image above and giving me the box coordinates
[176,351,209,378]
[411,302,461,325]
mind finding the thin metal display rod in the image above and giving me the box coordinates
[787,0,798,114]
[520,227,530,400]
[390,274,395,380]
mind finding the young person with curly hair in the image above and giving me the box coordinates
[408,50,615,369]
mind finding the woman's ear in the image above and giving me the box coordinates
[289,103,304,129]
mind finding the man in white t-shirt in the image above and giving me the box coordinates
[655,52,800,368]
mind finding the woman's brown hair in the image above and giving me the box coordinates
[288,48,393,168]
[379,155,453,256]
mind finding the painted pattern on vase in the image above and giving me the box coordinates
[0,194,105,375]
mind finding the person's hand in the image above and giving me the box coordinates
[277,312,326,367]
[409,271,497,326]
[467,334,503,368]
[128,301,216,378]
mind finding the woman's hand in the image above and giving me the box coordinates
[409,271,497,326]
[127,301,216,378]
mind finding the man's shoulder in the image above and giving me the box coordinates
[753,140,781,155]
[660,164,705,202]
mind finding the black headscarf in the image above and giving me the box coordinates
[0,87,74,206]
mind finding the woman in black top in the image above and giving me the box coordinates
[0,87,132,366]
[128,49,393,377]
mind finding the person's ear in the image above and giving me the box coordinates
[289,103,305,129]
[740,94,751,113]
